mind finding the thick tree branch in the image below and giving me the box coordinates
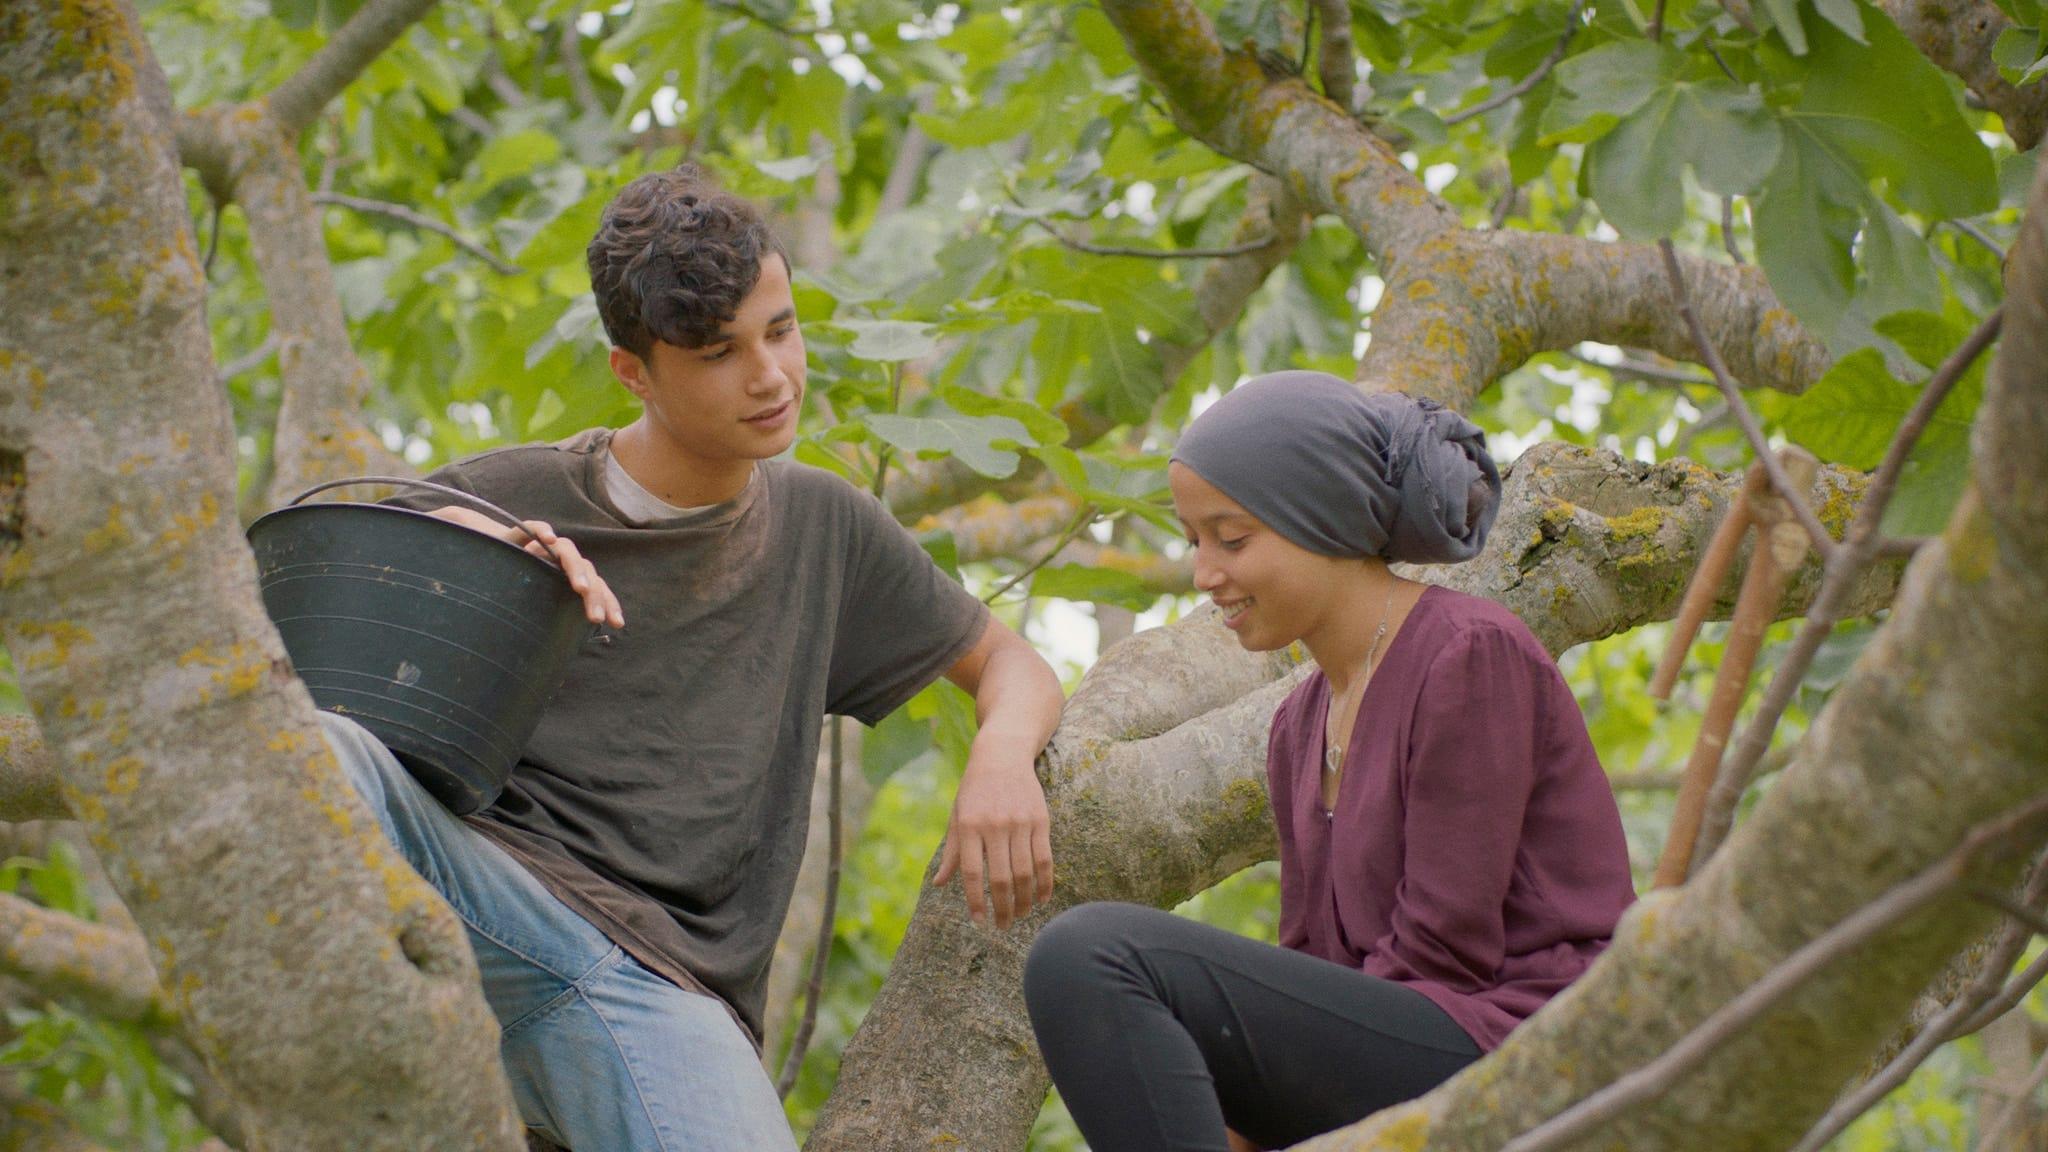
[1880,0,2048,150]
[0,891,167,1025]
[1364,230,1829,405]
[1099,0,1458,255]
[1311,0,1357,112]
[266,0,443,138]
[181,104,411,510]
[1501,798,2048,1152]
[1095,0,1830,407]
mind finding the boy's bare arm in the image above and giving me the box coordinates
[936,618,1063,930]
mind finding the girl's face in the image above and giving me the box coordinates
[1169,462,1348,653]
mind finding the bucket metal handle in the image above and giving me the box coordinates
[285,476,560,568]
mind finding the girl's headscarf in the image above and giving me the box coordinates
[1170,371,1501,563]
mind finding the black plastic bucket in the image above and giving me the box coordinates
[247,477,591,814]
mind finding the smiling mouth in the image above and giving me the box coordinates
[743,400,793,423]
[1215,597,1253,625]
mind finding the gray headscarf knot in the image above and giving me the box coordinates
[1170,371,1501,564]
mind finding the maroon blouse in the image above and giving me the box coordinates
[1268,585,1636,1051]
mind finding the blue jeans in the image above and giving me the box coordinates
[319,713,798,1152]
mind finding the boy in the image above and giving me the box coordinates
[324,165,1063,1151]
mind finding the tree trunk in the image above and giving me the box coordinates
[0,5,520,1148]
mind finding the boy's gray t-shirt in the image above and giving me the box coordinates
[391,427,988,1043]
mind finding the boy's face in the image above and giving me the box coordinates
[610,254,807,470]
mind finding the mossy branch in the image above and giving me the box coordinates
[266,0,443,137]
[0,891,168,1026]
[0,714,67,822]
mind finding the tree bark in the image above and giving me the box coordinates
[0,714,66,822]
[0,890,163,1025]
[1882,0,2048,150]
[0,5,521,1148]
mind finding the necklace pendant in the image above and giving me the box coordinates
[1324,743,1342,775]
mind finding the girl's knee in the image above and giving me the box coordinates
[1025,902,1144,1008]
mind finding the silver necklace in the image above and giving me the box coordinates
[1324,582,1400,779]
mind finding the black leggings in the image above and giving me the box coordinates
[1023,902,1480,1152]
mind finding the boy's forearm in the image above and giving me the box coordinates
[969,643,1063,764]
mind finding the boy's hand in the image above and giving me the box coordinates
[425,506,625,629]
[934,737,1053,931]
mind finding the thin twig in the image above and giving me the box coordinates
[1569,347,1716,387]
[869,362,904,501]
[1703,38,1741,81]
[1032,218,1280,259]
[776,716,843,1098]
[1502,794,2048,1152]
[1445,0,1585,126]
[1864,309,2002,523]
[1720,198,1745,265]
[1491,184,1518,230]
[558,19,605,120]
[1790,864,2048,1152]
[1972,885,2048,938]
[1659,240,1837,561]
[311,192,522,274]
[479,36,528,108]
[1948,218,2009,264]
[984,504,1100,604]
[1956,944,2048,1039]
[201,199,224,275]
[216,334,280,385]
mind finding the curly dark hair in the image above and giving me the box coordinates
[586,165,787,357]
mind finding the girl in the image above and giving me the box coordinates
[1024,371,1636,1152]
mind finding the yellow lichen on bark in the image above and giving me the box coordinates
[14,620,97,670]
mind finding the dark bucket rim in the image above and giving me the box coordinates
[247,500,574,588]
